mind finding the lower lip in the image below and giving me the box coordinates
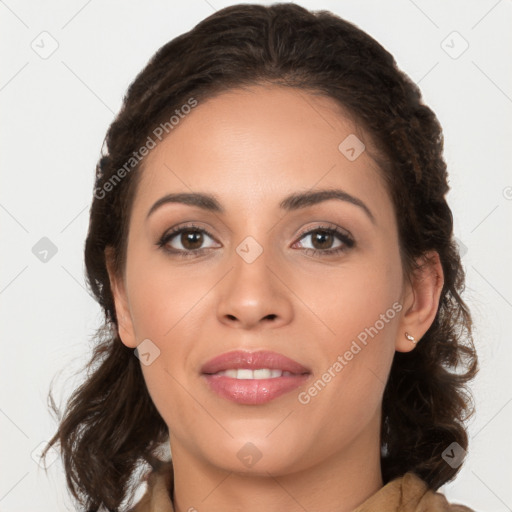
[202,374,310,404]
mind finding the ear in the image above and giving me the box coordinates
[104,247,137,348]
[395,250,444,353]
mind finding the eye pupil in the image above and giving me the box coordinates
[312,230,334,249]
[182,230,203,250]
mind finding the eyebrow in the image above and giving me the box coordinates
[146,188,375,224]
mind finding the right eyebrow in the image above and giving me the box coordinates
[147,193,224,219]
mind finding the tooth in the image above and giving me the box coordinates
[236,369,254,380]
[213,368,290,379]
[253,369,272,379]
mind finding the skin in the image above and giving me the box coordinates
[106,84,444,512]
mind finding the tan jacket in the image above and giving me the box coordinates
[129,462,475,512]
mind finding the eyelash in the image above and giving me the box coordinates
[156,222,355,259]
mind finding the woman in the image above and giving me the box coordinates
[43,3,478,511]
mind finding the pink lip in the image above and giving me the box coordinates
[201,350,311,405]
[201,350,310,374]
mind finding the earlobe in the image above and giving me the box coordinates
[396,251,444,353]
[104,247,138,348]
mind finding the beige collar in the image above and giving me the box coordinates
[129,462,473,512]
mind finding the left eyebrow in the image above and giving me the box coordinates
[146,188,375,225]
[279,188,375,225]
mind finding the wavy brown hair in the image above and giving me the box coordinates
[42,3,478,510]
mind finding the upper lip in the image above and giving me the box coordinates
[201,350,311,375]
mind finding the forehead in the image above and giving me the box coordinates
[132,84,393,222]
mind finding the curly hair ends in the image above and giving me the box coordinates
[42,3,478,510]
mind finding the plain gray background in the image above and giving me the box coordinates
[1,0,511,510]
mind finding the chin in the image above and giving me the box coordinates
[202,435,309,476]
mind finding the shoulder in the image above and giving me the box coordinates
[353,471,476,512]
[401,472,475,511]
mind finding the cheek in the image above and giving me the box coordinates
[296,256,402,348]
[296,255,401,403]
[296,275,399,446]
[124,256,214,415]
[125,254,213,342]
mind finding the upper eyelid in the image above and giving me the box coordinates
[159,223,219,248]
[295,222,352,239]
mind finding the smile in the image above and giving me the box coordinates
[212,368,295,379]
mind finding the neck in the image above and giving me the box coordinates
[170,425,383,512]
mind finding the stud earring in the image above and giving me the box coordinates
[405,332,416,343]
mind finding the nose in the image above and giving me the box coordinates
[216,247,294,330]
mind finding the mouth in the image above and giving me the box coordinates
[211,368,298,379]
[201,350,311,405]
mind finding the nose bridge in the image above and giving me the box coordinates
[234,235,274,292]
[215,233,293,328]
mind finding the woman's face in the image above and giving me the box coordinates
[110,85,417,476]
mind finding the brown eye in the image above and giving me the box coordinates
[310,230,335,250]
[179,230,204,250]
[157,224,219,256]
[294,225,355,257]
